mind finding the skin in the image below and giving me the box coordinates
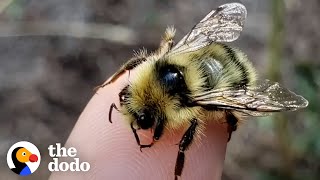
[49,71,228,180]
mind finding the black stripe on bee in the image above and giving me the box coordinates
[221,44,249,87]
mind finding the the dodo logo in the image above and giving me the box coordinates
[7,141,41,176]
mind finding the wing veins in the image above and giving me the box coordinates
[192,79,309,116]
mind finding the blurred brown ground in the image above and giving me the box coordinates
[0,0,319,180]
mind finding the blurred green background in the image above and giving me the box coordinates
[0,0,318,179]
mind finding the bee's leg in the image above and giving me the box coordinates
[139,142,154,149]
[108,85,129,123]
[157,27,175,56]
[139,117,165,151]
[94,57,146,91]
[174,119,198,180]
[130,122,142,148]
[226,112,238,142]
[108,103,118,123]
[130,122,154,152]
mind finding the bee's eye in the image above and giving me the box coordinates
[159,65,185,92]
[137,112,154,129]
[139,114,146,121]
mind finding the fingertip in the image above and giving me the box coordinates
[51,73,228,180]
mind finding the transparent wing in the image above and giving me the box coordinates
[170,3,247,55]
[193,79,309,117]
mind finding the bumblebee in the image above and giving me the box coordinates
[97,3,308,179]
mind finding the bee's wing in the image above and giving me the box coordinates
[170,3,247,55]
[193,79,309,117]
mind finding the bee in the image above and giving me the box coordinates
[96,3,308,179]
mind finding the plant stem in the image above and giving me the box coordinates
[268,0,293,177]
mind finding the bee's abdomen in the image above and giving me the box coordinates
[220,44,250,86]
[199,43,256,89]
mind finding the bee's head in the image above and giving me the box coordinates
[119,58,201,130]
[134,63,187,130]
